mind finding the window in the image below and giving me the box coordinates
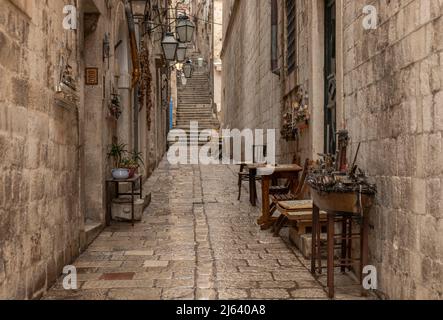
[286,0,296,74]
[270,0,279,74]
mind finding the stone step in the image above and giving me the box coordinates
[179,82,209,85]
[178,84,209,87]
[176,120,218,124]
[176,114,214,117]
[174,129,220,133]
[176,112,215,116]
[178,96,211,99]
[178,85,210,88]
[179,102,212,104]
[177,112,213,115]
[178,97,211,99]
[176,110,213,114]
[177,92,211,95]
[175,115,216,119]
[178,86,210,89]
[174,124,219,128]
[178,101,211,104]
[176,122,219,126]
[177,104,212,107]
[177,107,212,110]
[176,115,215,118]
[176,109,213,112]
[179,82,209,84]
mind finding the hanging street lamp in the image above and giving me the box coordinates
[176,43,187,63]
[183,60,193,78]
[161,32,179,61]
[176,15,195,43]
[181,73,187,86]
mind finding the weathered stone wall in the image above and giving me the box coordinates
[222,0,442,299]
[0,0,169,300]
[213,0,223,115]
[342,0,443,299]
[191,0,213,64]
[221,0,308,163]
[0,0,84,299]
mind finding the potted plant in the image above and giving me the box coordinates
[107,143,130,179]
[121,151,144,178]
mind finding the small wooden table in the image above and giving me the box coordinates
[106,175,143,227]
[245,163,268,206]
[310,189,374,298]
[255,164,303,229]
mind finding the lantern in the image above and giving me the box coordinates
[176,15,195,43]
[161,32,179,61]
[181,74,187,86]
[176,43,187,63]
[183,60,193,78]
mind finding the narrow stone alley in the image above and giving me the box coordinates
[43,159,367,300]
[3,0,442,303]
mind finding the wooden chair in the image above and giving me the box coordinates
[269,155,299,196]
[270,159,316,236]
[269,159,311,214]
[238,145,267,201]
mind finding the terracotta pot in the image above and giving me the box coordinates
[128,168,137,178]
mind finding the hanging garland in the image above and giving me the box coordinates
[138,40,154,131]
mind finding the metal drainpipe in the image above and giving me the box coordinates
[124,0,141,153]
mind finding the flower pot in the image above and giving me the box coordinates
[128,168,137,178]
[112,168,130,180]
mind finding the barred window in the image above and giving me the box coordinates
[286,0,296,74]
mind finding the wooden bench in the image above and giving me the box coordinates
[273,200,327,237]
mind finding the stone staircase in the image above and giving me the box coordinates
[169,55,220,147]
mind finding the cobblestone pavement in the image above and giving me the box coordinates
[43,158,371,300]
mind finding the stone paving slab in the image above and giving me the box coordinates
[43,158,374,300]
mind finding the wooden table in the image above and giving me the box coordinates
[255,164,303,229]
[310,189,374,298]
[245,163,267,207]
[106,175,143,227]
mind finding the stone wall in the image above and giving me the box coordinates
[342,0,443,299]
[221,0,304,163]
[191,0,213,64]
[0,0,84,299]
[222,0,442,299]
[213,0,223,115]
[0,0,169,299]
